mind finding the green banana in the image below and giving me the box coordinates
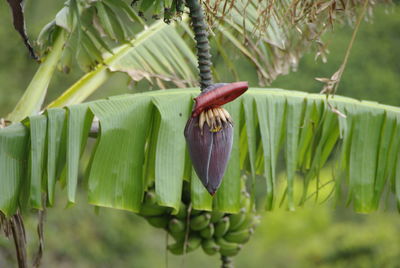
[228,210,246,231]
[168,235,202,254]
[167,240,184,255]
[168,218,186,233]
[214,216,230,237]
[190,213,211,231]
[219,244,243,257]
[224,228,253,244]
[169,230,184,241]
[231,213,255,231]
[216,237,242,257]
[186,235,202,252]
[216,237,240,251]
[210,211,225,223]
[146,216,168,229]
[201,239,220,256]
[144,191,157,205]
[200,223,214,239]
[139,203,167,217]
[229,213,260,232]
[175,202,187,220]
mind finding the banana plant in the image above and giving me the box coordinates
[0,0,396,267]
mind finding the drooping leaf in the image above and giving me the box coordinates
[255,94,286,210]
[65,104,93,204]
[0,124,28,216]
[88,96,152,212]
[214,100,241,213]
[284,97,304,210]
[152,92,193,212]
[2,88,400,216]
[26,115,48,209]
[242,97,257,178]
[348,106,385,212]
[372,112,398,209]
[46,108,67,205]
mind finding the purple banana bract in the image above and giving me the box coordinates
[184,82,248,195]
[184,115,233,195]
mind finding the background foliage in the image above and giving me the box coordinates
[0,1,400,267]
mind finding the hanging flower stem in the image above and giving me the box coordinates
[186,0,213,90]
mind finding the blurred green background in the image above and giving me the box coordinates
[1,1,400,267]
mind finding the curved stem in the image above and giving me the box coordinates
[186,0,213,90]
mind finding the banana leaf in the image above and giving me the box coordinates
[1,88,400,217]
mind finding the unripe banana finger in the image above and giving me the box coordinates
[214,216,230,238]
[228,211,246,231]
[139,203,168,217]
[190,213,211,231]
[224,228,253,244]
[175,202,187,219]
[216,237,240,251]
[200,223,214,239]
[146,216,168,229]
[201,239,220,256]
[144,191,157,205]
[232,213,256,231]
[169,218,186,233]
[210,211,225,223]
[167,241,184,255]
[187,235,202,252]
[169,230,185,241]
[220,244,242,257]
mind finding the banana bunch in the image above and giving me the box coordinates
[137,185,260,258]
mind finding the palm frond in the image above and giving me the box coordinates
[1,88,400,217]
